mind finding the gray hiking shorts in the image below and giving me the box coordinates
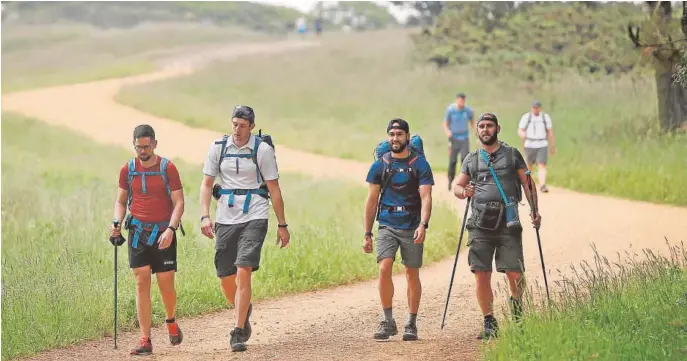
[525,146,548,165]
[466,227,524,274]
[376,225,424,268]
[214,219,268,278]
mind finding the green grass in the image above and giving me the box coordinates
[1,22,273,93]
[480,243,687,361]
[0,112,460,360]
[114,28,687,206]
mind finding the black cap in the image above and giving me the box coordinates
[387,118,409,133]
[232,105,255,124]
[477,112,498,126]
[456,92,466,99]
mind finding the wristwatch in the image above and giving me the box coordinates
[200,215,210,222]
[421,221,429,229]
[364,231,373,238]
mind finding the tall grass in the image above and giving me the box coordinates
[0,112,460,360]
[1,22,273,93]
[115,28,687,206]
[481,241,687,361]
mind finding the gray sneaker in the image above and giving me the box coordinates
[373,319,398,341]
[229,327,247,352]
[402,323,418,341]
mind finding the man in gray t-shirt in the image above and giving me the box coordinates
[199,105,291,352]
[453,112,541,340]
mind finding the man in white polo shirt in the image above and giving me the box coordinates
[199,105,290,352]
[517,100,556,193]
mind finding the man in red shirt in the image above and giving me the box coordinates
[109,124,185,356]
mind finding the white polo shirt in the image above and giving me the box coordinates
[203,134,279,225]
[518,111,553,149]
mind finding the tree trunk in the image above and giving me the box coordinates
[646,1,687,131]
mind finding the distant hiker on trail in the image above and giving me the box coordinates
[363,118,434,342]
[444,92,475,191]
[453,112,541,340]
[199,105,290,353]
[109,124,185,356]
[517,100,555,193]
[296,16,307,37]
[314,17,323,36]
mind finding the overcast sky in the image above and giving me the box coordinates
[253,0,416,22]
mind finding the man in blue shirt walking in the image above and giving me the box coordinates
[363,118,434,342]
[443,92,475,190]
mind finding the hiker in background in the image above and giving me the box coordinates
[296,16,307,37]
[453,112,541,340]
[363,118,434,342]
[109,124,185,356]
[444,92,475,191]
[517,100,555,193]
[199,105,290,353]
[314,17,323,37]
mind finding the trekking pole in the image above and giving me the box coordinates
[110,220,121,349]
[526,172,550,303]
[441,182,473,330]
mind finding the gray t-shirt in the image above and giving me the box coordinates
[203,134,279,225]
[460,144,527,204]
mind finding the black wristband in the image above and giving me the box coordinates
[200,215,210,221]
[167,226,177,232]
[364,231,373,237]
[278,224,288,228]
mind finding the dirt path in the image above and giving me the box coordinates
[4,40,686,361]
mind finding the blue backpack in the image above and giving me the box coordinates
[212,130,275,214]
[373,134,426,219]
[125,157,185,244]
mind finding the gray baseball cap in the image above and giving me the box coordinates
[532,100,542,107]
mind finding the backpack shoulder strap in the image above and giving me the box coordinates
[215,135,230,169]
[127,158,136,208]
[470,149,479,181]
[160,157,171,195]
[252,136,263,184]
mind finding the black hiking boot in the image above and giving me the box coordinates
[229,327,247,352]
[241,303,252,342]
[509,296,523,322]
[402,323,418,341]
[373,319,398,341]
[477,315,499,340]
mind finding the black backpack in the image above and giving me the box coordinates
[468,142,523,202]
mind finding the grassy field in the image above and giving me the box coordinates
[480,243,687,361]
[1,22,273,93]
[0,112,460,360]
[115,29,687,206]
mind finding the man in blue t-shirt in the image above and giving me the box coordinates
[363,118,434,343]
[443,92,475,191]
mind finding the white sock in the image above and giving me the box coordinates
[538,167,547,185]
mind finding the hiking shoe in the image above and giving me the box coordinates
[130,337,152,356]
[509,296,523,322]
[229,327,247,352]
[373,319,398,341]
[476,316,499,340]
[167,321,183,346]
[241,303,252,342]
[540,184,549,193]
[402,323,418,341]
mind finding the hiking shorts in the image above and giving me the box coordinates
[128,227,177,274]
[214,219,268,278]
[466,227,524,274]
[376,225,424,269]
[525,146,548,165]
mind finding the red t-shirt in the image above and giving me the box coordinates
[119,157,183,223]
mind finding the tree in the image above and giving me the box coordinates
[390,1,444,25]
[628,1,687,131]
[676,2,687,87]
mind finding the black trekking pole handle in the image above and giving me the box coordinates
[526,172,550,303]
[441,182,473,330]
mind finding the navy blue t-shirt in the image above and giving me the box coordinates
[366,153,435,230]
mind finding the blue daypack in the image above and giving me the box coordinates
[373,134,426,219]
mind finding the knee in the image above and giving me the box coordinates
[236,266,252,287]
[134,270,152,291]
[506,271,524,283]
[474,271,492,284]
[405,267,420,282]
[378,260,393,279]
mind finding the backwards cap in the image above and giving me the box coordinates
[387,118,410,133]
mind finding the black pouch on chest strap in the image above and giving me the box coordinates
[473,201,505,231]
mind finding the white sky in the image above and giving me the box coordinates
[253,0,417,22]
